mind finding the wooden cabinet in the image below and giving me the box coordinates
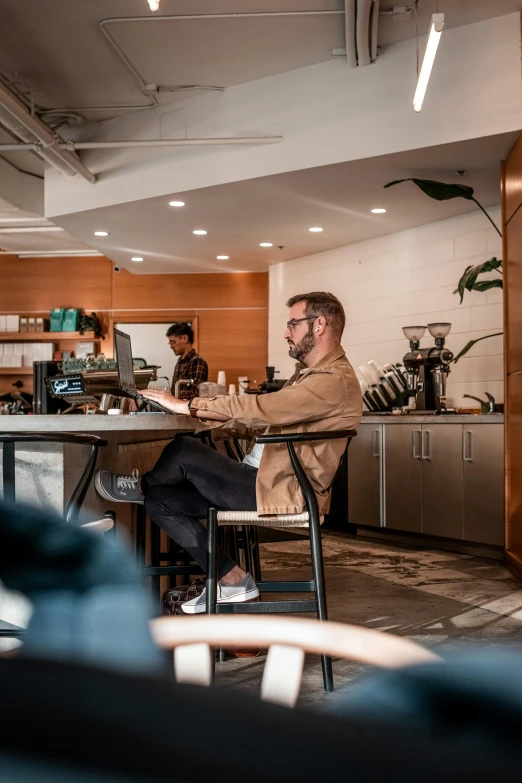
[505,206,522,375]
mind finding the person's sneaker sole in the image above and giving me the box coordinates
[181,590,260,615]
[94,471,144,504]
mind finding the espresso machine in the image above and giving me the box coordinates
[402,323,453,412]
[245,366,287,394]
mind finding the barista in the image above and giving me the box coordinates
[167,322,208,400]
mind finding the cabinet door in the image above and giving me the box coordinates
[422,425,464,539]
[384,424,422,532]
[348,424,382,527]
[463,424,504,545]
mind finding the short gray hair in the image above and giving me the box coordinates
[286,291,345,338]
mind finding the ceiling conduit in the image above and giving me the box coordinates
[371,0,380,63]
[0,136,283,152]
[356,0,373,67]
[0,81,96,184]
[344,1,358,67]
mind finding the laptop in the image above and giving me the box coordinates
[114,328,173,414]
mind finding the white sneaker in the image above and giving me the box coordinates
[181,574,259,614]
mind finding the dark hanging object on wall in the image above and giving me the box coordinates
[79,312,104,339]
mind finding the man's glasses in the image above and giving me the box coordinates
[286,315,320,332]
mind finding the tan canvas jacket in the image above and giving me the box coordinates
[191,345,362,515]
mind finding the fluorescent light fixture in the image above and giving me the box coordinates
[0,217,50,224]
[131,257,144,262]
[217,255,229,260]
[13,250,104,258]
[413,13,444,113]
[371,208,387,214]
[94,231,109,236]
[260,242,273,247]
[309,227,323,233]
[0,226,64,233]
[193,229,207,235]
[148,0,160,10]
[169,200,185,207]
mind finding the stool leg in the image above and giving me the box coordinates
[150,520,161,611]
[135,505,146,566]
[242,526,253,575]
[206,507,218,684]
[250,526,262,582]
[309,515,333,693]
[3,441,15,504]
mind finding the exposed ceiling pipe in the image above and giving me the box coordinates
[99,10,349,100]
[371,0,380,63]
[356,0,373,67]
[0,81,96,184]
[0,136,283,152]
[344,1,357,67]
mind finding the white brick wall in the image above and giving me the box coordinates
[269,207,504,409]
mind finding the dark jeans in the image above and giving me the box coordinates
[142,437,257,578]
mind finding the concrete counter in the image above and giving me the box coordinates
[0,412,193,432]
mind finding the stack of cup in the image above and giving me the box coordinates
[228,384,236,396]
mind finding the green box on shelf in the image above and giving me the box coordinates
[49,308,64,331]
[62,309,80,332]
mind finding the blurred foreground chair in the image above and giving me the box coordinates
[206,429,357,692]
[0,432,110,643]
[151,614,440,708]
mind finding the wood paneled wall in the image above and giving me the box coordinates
[502,135,522,577]
[0,255,268,394]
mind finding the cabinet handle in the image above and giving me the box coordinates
[462,430,473,462]
[412,430,422,459]
[371,429,380,458]
[421,429,431,460]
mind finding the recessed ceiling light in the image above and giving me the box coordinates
[169,200,185,207]
[371,208,387,214]
[260,242,273,247]
[217,255,229,260]
[193,229,207,235]
[131,257,144,262]
[94,231,109,236]
[309,227,323,233]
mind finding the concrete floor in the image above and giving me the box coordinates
[216,532,522,707]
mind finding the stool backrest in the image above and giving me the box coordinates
[151,614,440,708]
[0,432,107,524]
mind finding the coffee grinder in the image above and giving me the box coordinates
[402,323,453,412]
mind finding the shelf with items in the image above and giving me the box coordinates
[0,331,99,341]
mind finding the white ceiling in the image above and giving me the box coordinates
[0,0,519,124]
[54,131,515,273]
[0,1,518,258]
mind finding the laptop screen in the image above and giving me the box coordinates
[114,329,136,389]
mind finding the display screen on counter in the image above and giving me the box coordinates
[46,375,84,397]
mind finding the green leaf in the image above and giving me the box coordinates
[472,279,503,293]
[384,178,475,201]
[452,332,503,363]
[454,257,503,303]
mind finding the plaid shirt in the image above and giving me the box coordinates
[171,349,208,399]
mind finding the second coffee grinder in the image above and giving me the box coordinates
[402,322,453,412]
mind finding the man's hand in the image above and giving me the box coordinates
[141,389,189,415]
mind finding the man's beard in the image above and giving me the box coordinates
[287,325,316,363]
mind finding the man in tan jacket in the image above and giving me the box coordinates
[95,292,362,613]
